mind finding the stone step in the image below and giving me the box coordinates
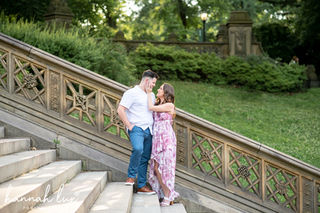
[29,171,107,213]
[161,203,187,213]
[89,182,133,213]
[0,160,81,213]
[0,138,30,156]
[0,150,56,184]
[0,127,4,138]
[131,194,161,213]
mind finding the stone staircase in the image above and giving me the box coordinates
[0,126,186,213]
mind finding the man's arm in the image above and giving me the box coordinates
[117,105,134,131]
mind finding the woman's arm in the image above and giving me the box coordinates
[147,92,174,112]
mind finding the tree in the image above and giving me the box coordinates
[254,22,297,62]
[0,0,50,21]
[295,0,320,75]
[121,0,300,41]
[0,0,123,35]
[66,0,123,29]
[121,0,233,41]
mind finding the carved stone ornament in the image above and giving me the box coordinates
[238,165,250,178]
[201,149,213,162]
[75,94,87,111]
[276,183,287,195]
[24,74,38,89]
[112,112,123,127]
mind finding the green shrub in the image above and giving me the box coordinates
[131,43,306,92]
[130,43,210,81]
[199,53,224,84]
[221,55,307,92]
[0,14,136,85]
[130,43,177,79]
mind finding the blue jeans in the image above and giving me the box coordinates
[127,126,152,188]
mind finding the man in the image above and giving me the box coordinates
[117,69,159,195]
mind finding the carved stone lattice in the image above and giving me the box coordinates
[0,49,8,90]
[75,94,87,110]
[175,124,186,164]
[229,148,261,197]
[201,149,213,162]
[102,94,128,141]
[23,73,38,89]
[49,72,60,112]
[65,79,96,126]
[238,165,250,178]
[302,177,314,212]
[276,183,287,195]
[13,56,46,106]
[191,132,223,180]
[317,183,320,211]
[265,164,298,212]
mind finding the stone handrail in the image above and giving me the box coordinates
[0,33,319,213]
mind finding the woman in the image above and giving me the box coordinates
[147,83,179,206]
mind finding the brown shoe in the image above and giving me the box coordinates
[125,177,135,186]
[137,186,156,195]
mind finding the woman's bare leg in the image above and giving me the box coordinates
[154,160,170,198]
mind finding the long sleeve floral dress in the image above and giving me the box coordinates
[148,112,179,202]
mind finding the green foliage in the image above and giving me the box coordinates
[0,0,50,21]
[131,43,306,92]
[222,55,307,92]
[159,80,320,168]
[126,0,202,41]
[198,53,224,84]
[53,138,61,145]
[67,0,123,32]
[0,15,136,85]
[253,22,298,62]
[295,0,320,76]
[130,43,206,81]
[0,0,123,37]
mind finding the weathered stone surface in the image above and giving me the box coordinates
[0,161,81,213]
[131,194,161,213]
[0,138,30,156]
[29,172,107,213]
[90,182,133,213]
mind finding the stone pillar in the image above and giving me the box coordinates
[226,11,253,57]
[44,0,74,28]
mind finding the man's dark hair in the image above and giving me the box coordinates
[142,69,159,79]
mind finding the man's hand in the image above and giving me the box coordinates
[117,105,134,131]
[128,124,135,131]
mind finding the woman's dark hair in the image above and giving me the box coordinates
[155,83,175,105]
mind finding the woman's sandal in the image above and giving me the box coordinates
[160,197,171,207]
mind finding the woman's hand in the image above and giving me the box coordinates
[146,82,153,93]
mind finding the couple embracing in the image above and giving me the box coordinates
[117,70,179,206]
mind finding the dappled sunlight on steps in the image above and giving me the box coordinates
[0,126,186,213]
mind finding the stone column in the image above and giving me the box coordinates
[44,0,74,28]
[226,11,253,57]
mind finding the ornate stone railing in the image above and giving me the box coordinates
[0,33,319,213]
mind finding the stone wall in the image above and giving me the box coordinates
[113,11,263,58]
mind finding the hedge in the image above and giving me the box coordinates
[130,43,306,92]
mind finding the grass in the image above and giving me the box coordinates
[155,81,320,168]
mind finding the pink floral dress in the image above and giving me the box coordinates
[149,112,179,201]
